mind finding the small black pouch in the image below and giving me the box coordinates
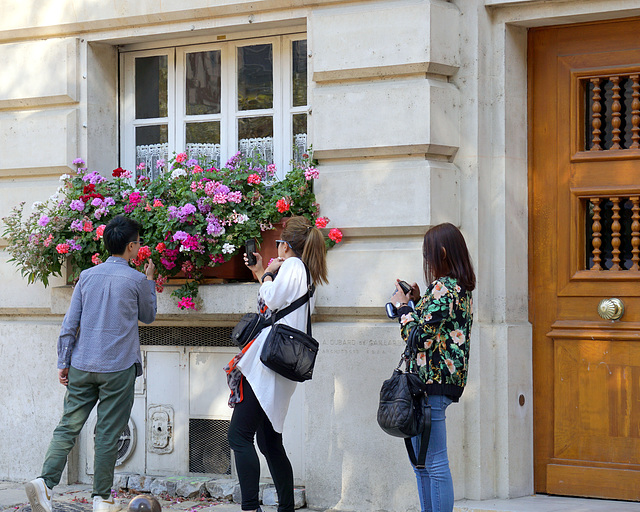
[231,313,267,348]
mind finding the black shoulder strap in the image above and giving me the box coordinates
[404,403,431,468]
[271,263,315,336]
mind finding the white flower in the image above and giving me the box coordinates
[236,213,249,224]
[222,242,236,254]
[59,174,71,182]
[171,169,187,180]
[31,201,43,210]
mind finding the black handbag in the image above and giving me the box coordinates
[231,313,267,349]
[377,328,432,468]
[260,264,318,382]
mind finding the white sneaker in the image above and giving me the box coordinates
[93,496,122,512]
[25,478,53,512]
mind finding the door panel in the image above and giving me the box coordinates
[530,18,640,501]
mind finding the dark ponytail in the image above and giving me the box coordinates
[281,216,329,285]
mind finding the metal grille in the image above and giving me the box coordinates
[189,419,232,474]
[139,326,234,347]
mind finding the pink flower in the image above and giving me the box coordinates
[153,199,164,207]
[161,257,176,270]
[315,217,329,229]
[176,153,187,163]
[177,297,196,310]
[193,165,204,173]
[83,221,93,232]
[56,243,70,254]
[304,167,319,180]
[128,192,143,206]
[432,282,449,300]
[91,253,102,265]
[267,164,277,176]
[95,224,106,240]
[137,162,146,171]
[155,275,167,293]
[43,234,53,247]
[328,228,343,243]
[276,198,290,213]
[247,174,261,184]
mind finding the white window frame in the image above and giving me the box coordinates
[120,33,308,177]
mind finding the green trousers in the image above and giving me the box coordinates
[40,365,136,498]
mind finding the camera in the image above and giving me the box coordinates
[385,280,415,318]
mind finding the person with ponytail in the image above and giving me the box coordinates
[226,216,328,512]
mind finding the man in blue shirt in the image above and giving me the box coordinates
[26,215,157,512]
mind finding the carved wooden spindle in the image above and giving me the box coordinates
[590,198,603,270]
[611,197,622,270]
[631,75,640,149]
[631,197,640,271]
[611,77,622,150]
[590,78,603,151]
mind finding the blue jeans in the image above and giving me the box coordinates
[410,394,454,512]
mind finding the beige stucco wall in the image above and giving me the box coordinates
[6,0,640,509]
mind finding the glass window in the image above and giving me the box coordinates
[135,56,168,119]
[186,50,221,116]
[237,44,273,111]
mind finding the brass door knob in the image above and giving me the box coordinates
[597,298,625,320]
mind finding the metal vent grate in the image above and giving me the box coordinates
[139,326,234,347]
[189,419,232,474]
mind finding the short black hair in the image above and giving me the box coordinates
[103,215,141,255]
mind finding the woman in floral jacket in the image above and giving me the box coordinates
[390,222,475,512]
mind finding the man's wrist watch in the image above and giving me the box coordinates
[261,272,275,283]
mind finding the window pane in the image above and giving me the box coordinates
[238,117,273,162]
[293,113,307,162]
[136,125,168,179]
[135,56,168,119]
[186,121,221,168]
[186,51,221,115]
[292,40,307,107]
[237,44,273,111]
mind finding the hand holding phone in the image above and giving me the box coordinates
[245,239,257,266]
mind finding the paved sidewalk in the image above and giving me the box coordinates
[3,481,640,512]
[0,481,293,512]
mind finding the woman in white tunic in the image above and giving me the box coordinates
[227,216,328,512]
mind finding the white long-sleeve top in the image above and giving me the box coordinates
[236,256,315,433]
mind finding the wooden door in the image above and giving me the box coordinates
[530,19,640,501]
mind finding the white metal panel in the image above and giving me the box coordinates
[189,348,237,419]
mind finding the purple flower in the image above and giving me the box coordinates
[173,231,189,241]
[70,200,85,212]
[67,239,82,251]
[167,206,180,220]
[104,197,115,207]
[37,215,50,227]
[186,158,198,167]
[70,219,83,231]
[197,197,211,214]
[72,158,85,165]
[156,159,166,169]
[91,197,104,207]
[206,215,224,236]
[81,171,107,185]
[94,207,107,220]
[124,204,134,214]
[180,203,197,216]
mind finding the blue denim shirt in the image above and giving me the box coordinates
[57,256,157,374]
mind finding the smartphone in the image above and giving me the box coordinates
[245,239,257,266]
[398,280,412,294]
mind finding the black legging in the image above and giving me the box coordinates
[227,377,294,512]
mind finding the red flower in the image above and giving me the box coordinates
[83,184,96,194]
[176,153,187,163]
[156,242,166,253]
[112,167,126,177]
[56,243,70,254]
[328,228,343,243]
[276,198,290,213]
[91,253,102,265]
[315,217,329,229]
[95,224,106,240]
[137,245,151,261]
[83,221,93,232]
[247,174,261,185]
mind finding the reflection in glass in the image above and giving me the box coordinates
[293,114,307,163]
[238,117,273,162]
[186,122,221,168]
[136,125,168,179]
[292,40,307,107]
[238,44,273,111]
[186,51,221,115]
[135,56,168,119]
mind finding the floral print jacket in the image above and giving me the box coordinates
[397,276,473,401]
